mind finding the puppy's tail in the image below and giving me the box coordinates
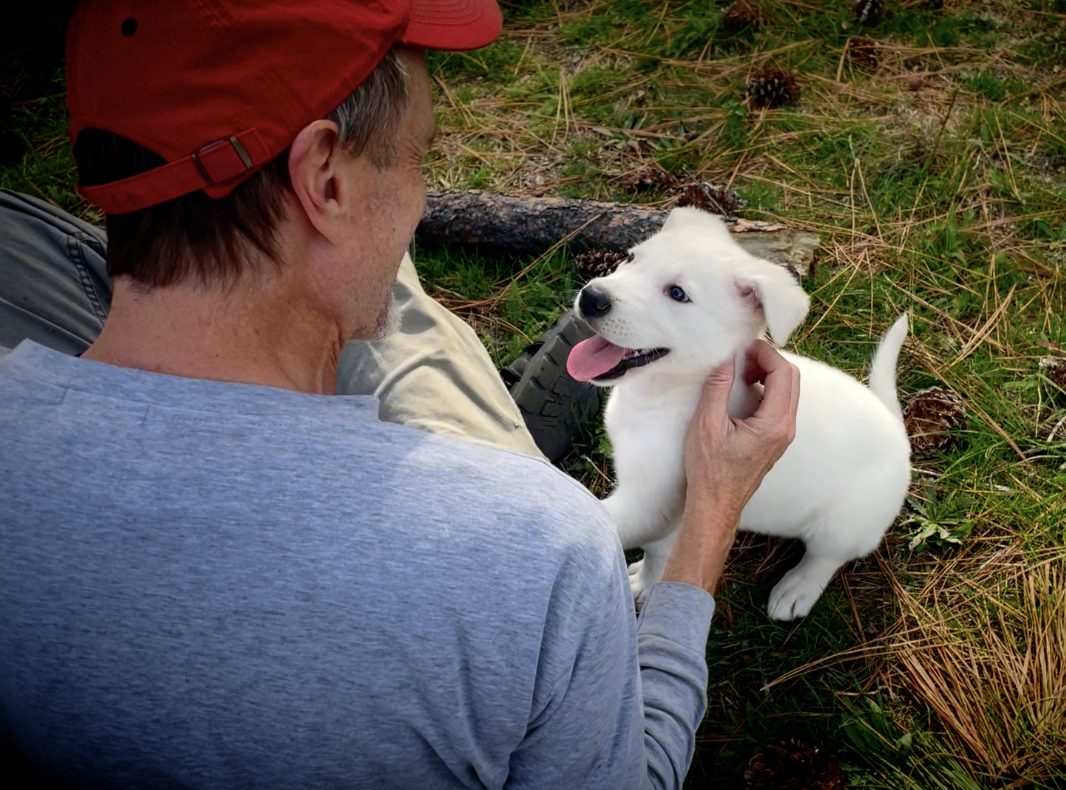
[868,314,908,421]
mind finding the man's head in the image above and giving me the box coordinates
[67,0,499,340]
[282,45,435,340]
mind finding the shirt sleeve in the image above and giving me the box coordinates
[634,583,716,787]
[505,534,715,790]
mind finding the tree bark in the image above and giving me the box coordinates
[416,190,819,275]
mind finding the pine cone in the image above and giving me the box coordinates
[1040,357,1066,396]
[618,166,681,196]
[747,68,800,110]
[852,0,886,25]
[722,0,765,32]
[575,248,628,282]
[903,387,968,457]
[745,740,848,790]
[674,183,743,216]
[846,35,879,70]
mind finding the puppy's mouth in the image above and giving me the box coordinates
[567,335,670,382]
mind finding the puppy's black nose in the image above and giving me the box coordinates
[579,287,611,318]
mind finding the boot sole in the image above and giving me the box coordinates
[510,315,603,463]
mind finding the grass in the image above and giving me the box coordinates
[889,551,1066,784]
[4,1,1066,787]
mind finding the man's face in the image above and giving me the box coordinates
[333,46,435,341]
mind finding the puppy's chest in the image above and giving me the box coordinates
[604,384,700,445]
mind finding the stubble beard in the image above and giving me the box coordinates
[374,287,400,340]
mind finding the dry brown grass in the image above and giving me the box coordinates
[755,547,1066,784]
[885,551,1066,784]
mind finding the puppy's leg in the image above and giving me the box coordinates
[767,497,896,620]
[766,514,886,620]
[628,530,678,606]
[603,469,684,550]
[767,550,845,621]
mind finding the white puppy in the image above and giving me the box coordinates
[567,208,911,620]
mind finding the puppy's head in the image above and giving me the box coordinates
[567,207,810,385]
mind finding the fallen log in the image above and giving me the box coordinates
[416,190,819,275]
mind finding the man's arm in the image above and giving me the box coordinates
[504,541,714,790]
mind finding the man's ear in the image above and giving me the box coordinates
[288,120,344,241]
[735,264,810,345]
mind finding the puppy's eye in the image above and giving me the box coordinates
[625,251,635,264]
[666,285,690,303]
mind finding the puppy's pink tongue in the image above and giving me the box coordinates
[567,335,626,381]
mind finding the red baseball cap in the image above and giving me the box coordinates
[67,0,502,215]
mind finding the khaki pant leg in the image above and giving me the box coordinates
[335,254,545,461]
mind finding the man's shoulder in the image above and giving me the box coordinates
[0,340,620,569]
[394,434,617,552]
[414,436,596,505]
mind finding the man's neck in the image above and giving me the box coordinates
[82,276,346,395]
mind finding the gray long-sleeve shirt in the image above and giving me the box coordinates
[0,341,715,789]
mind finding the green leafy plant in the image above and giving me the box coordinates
[903,490,975,552]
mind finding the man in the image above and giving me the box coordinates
[0,1,799,788]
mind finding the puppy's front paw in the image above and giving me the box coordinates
[627,558,651,608]
[767,567,826,621]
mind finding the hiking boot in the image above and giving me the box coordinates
[502,313,604,463]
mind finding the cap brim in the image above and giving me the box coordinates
[401,0,503,52]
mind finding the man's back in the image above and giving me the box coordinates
[2,341,708,789]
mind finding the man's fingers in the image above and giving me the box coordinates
[742,347,763,387]
[698,357,735,412]
[744,340,789,382]
[742,342,773,386]
[747,342,794,420]
[789,361,801,420]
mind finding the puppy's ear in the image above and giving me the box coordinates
[661,207,731,239]
[736,265,810,345]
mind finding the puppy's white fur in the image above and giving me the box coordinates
[573,208,911,620]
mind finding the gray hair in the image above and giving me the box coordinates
[327,49,410,168]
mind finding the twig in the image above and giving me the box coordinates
[923,88,959,172]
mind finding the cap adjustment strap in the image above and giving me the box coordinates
[191,136,255,186]
[77,127,270,215]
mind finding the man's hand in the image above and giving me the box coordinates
[661,342,800,594]
[684,340,800,514]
